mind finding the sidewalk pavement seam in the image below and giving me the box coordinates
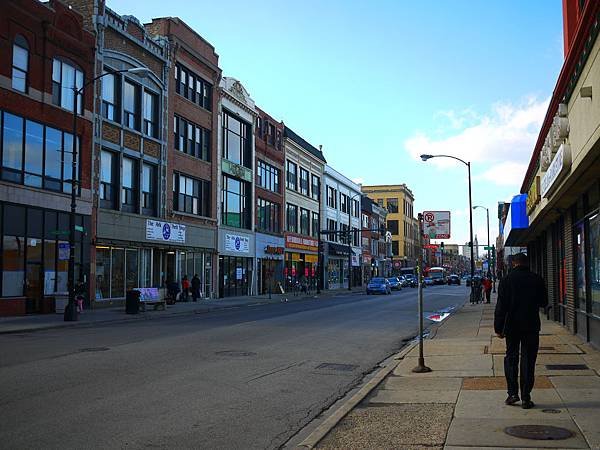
[297,341,418,449]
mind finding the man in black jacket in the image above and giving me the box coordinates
[494,253,548,409]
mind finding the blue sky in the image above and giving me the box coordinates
[118,0,564,251]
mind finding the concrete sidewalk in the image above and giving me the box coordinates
[304,293,600,449]
[0,287,364,334]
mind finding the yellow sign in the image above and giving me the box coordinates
[291,253,301,262]
[526,176,541,215]
[304,254,318,263]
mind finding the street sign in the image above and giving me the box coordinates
[423,211,451,239]
[75,225,84,232]
[423,244,439,250]
[484,246,493,250]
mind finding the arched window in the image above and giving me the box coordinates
[12,35,29,93]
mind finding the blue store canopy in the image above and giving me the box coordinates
[504,194,529,246]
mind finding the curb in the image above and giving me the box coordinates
[296,341,417,449]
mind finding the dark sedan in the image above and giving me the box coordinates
[386,277,402,290]
[447,275,461,285]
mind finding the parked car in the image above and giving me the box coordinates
[367,277,391,295]
[447,274,461,285]
[424,277,435,286]
[404,274,418,287]
[386,277,402,290]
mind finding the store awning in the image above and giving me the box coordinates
[327,242,357,256]
[504,194,529,246]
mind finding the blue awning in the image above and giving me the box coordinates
[504,194,529,246]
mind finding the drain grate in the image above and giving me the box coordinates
[215,350,256,357]
[79,347,110,352]
[504,425,574,440]
[546,364,588,370]
[315,363,358,372]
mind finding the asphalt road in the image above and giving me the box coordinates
[0,285,467,450]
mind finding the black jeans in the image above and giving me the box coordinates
[504,332,540,400]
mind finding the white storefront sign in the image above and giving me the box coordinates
[225,233,250,253]
[423,211,451,239]
[146,219,186,243]
[541,143,571,198]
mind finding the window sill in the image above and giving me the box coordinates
[175,93,213,114]
[174,150,212,165]
[173,210,216,223]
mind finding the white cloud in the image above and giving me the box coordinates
[405,97,549,187]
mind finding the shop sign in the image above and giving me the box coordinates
[285,234,318,252]
[305,254,318,263]
[526,176,541,215]
[541,143,571,198]
[236,267,243,280]
[352,255,360,267]
[146,219,186,243]
[265,246,284,255]
[225,233,250,253]
[222,159,253,183]
[291,252,301,262]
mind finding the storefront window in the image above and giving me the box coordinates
[125,249,138,291]
[96,248,111,299]
[56,240,68,293]
[575,221,586,311]
[141,248,152,288]
[204,255,212,298]
[2,236,24,296]
[589,213,600,317]
[111,248,125,298]
[44,239,56,294]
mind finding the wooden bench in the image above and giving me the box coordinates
[135,288,167,311]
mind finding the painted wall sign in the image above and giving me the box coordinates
[526,176,541,215]
[224,233,250,253]
[541,144,571,198]
[146,220,186,243]
[222,159,253,183]
[265,246,284,255]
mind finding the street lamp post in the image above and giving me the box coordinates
[420,154,475,304]
[412,212,431,373]
[64,66,151,321]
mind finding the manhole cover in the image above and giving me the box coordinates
[504,425,574,440]
[315,363,358,371]
[542,409,562,414]
[546,364,588,370]
[79,347,110,352]
[215,350,256,357]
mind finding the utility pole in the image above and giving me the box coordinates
[413,213,431,373]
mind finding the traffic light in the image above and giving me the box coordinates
[440,242,445,250]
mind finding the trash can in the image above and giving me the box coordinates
[125,290,141,314]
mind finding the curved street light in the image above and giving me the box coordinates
[420,154,476,303]
[64,66,152,321]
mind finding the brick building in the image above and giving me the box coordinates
[360,196,389,282]
[0,0,95,315]
[146,17,221,299]
[254,108,285,295]
[67,0,171,304]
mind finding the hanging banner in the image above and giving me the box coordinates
[225,234,250,253]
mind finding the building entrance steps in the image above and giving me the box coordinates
[298,290,600,450]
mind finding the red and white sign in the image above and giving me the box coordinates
[423,211,451,239]
[285,233,318,252]
[424,244,439,250]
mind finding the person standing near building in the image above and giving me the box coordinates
[494,253,548,409]
[191,274,201,302]
[181,275,190,302]
[482,276,492,304]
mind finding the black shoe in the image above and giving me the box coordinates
[505,395,520,405]
[522,400,535,409]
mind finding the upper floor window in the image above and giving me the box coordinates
[327,219,337,242]
[143,91,158,138]
[340,193,349,214]
[300,208,310,236]
[352,199,360,217]
[257,197,280,234]
[311,175,320,201]
[101,70,119,122]
[123,80,140,130]
[174,115,210,161]
[1,111,79,193]
[175,64,212,111]
[311,212,319,238]
[327,186,337,209]
[142,163,156,216]
[222,175,250,228]
[286,161,297,190]
[257,160,280,193]
[121,157,137,213]
[222,111,251,168]
[286,203,298,233]
[52,59,83,114]
[267,123,275,146]
[100,150,116,209]
[174,172,211,217]
[12,36,29,93]
[299,168,309,196]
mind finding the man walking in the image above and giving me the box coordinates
[191,274,201,302]
[494,253,548,409]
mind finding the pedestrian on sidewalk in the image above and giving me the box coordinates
[181,275,190,302]
[482,276,492,304]
[494,252,548,409]
[191,274,201,302]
